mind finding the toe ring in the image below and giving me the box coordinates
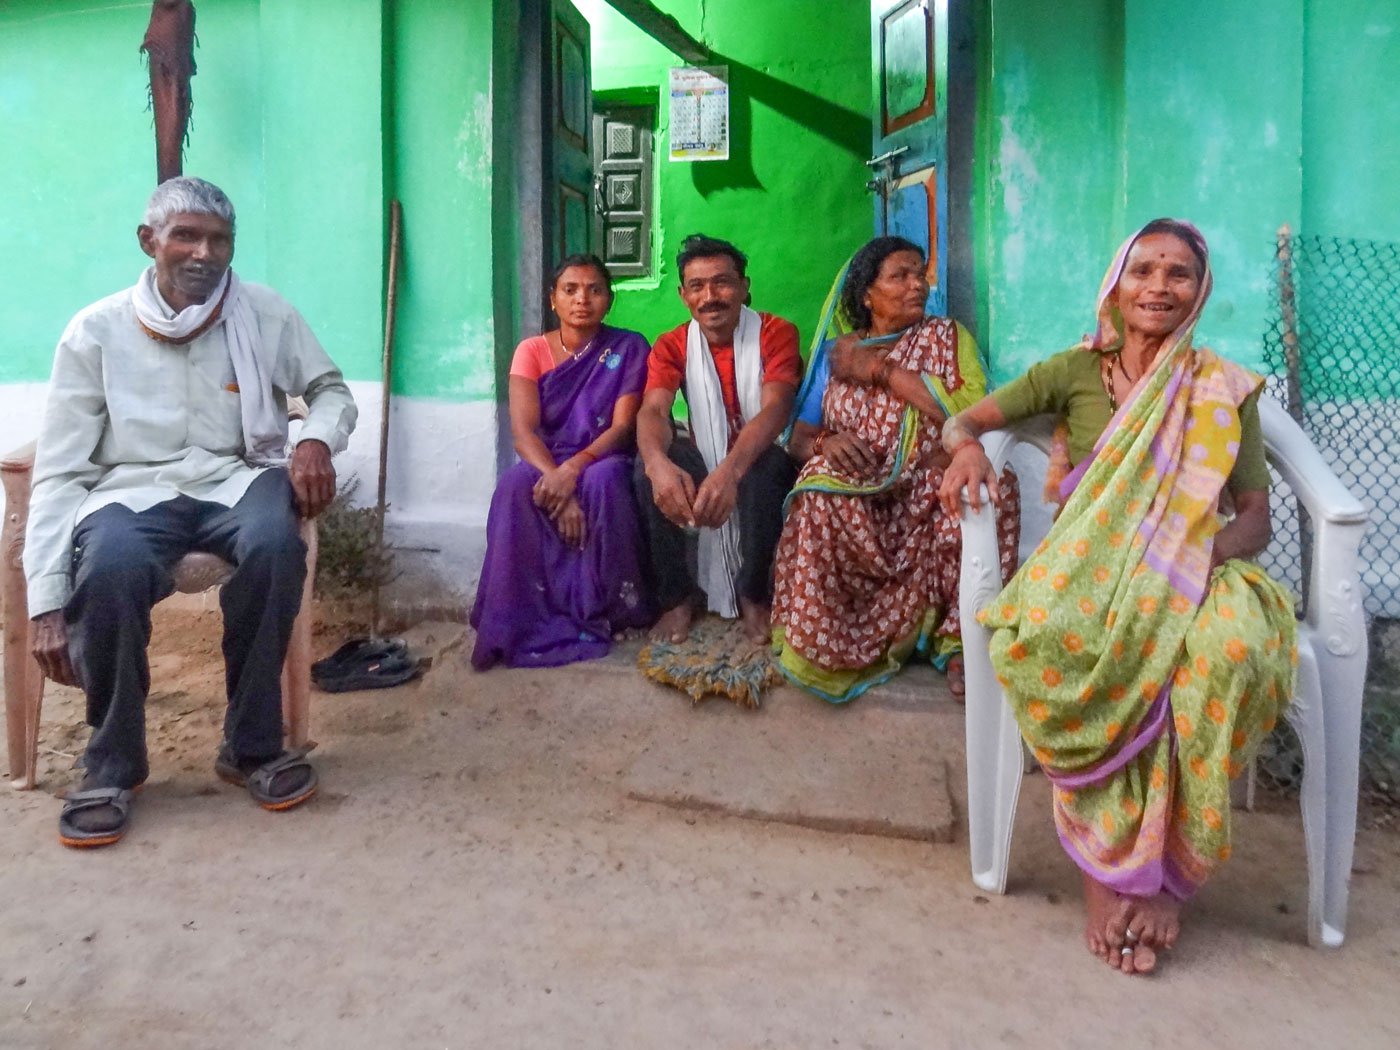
[1120,946,1135,956]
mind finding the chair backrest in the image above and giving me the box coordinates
[971,396,1369,655]
[1,440,37,476]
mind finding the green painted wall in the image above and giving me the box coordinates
[975,0,1124,381]
[1295,0,1400,403]
[258,0,385,382]
[978,0,1303,380]
[0,0,538,411]
[490,3,528,411]
[579,0,874,351]
[0,0,384,387]
[1302,0,1400,243]
[1121,1,1304,372]
[4,0,1396,407]
[0,0,268,383]
[389,0,501,401]
[977,0,1398,384]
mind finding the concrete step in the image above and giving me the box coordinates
[589,638,965,843]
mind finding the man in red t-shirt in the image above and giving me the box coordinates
[634,234,801,645]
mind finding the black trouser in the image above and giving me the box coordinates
[633,439,797,612]
[65,470,307,790]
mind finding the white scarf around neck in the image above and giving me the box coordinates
[684,305,763,618]
[132,267,288,465]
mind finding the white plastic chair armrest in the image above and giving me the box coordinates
[1258,396,1369,653]
[958,418,1059,614]
[962,416,1058,506]
[1259,397,1367,528]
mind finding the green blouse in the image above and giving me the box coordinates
[991,348,1270,493]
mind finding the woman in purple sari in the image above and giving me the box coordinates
[471,255,653,669]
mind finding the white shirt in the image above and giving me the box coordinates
[23,281,358,618]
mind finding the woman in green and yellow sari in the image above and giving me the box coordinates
[939,219,1296,975]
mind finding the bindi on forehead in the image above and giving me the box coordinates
[1131,233,1193,256]
[1132,245,1189,259]
[1126,247,1197,275]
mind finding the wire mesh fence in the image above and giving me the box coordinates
[1258,229,1400,802]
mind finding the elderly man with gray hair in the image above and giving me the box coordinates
[24,176,357,848]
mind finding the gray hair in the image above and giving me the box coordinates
[142,176,236,233]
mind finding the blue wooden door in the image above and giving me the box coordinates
[869,0,949,314]
[551,0,593,260]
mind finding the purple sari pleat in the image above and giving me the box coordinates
[470,327,653,669]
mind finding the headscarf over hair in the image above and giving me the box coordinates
[1043,219,1214,502]
[1082,218,1213,353]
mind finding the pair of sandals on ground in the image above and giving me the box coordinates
[58,744,319,848]
[59,637,420,848]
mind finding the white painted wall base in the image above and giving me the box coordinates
[337,381,498,602]
[0,383,50,458]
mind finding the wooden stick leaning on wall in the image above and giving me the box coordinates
[369,200,403,637]
[1277,224,1305,426]
[1275,223,1313,608]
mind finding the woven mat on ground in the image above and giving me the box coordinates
[637,617,781,709]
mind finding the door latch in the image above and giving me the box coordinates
[865,146,910,170]
[865,146,909,232]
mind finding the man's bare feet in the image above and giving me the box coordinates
[1082,872,1131,968]
[649,603,693,644]
[738,598,772,645]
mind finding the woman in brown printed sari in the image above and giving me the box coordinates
[772,237,1020,702]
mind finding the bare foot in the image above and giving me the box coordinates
[1122,892,1183,955]
[947,655,966,703]
[1125,938,1158,974]
[1100,893,1180,975]
[738,598,772,646]
[1081,872,1131,969]
[649,603,693,644]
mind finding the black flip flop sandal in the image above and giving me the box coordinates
[312,638,408,680]
[58,786,134,849]
[312,648,424,693]
[215,745,319,811]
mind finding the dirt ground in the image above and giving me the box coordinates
[2,600,1399,1050]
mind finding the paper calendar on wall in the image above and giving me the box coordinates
[668,66,729,162]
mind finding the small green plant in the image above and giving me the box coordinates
[314,476,395,599]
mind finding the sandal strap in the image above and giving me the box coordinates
[246,746,315,797]
[63,787,133,816]
[367,651,416,675]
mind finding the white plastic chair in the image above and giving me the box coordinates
[958,396,1369,948]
